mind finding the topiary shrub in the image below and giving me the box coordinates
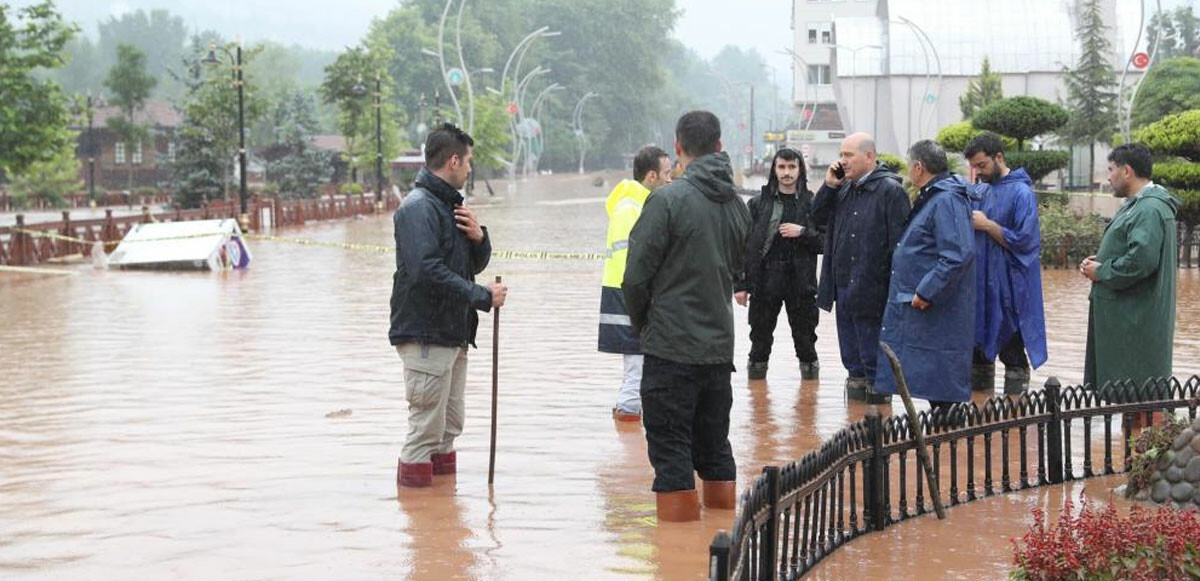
[877,153,906,175]
[936,122,1018,155]
[1039,203,1105,267]
[339,182,364,196]
[1135,109,1200,162]
[1005,150,1071,183]
[972,96,1069,151]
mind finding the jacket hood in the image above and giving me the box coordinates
[605,179,651,215]
[858,162,903,188]
[924,172,972,200]
[997,167,1033,187]
[1142,183,1180,215]
[684,151,738,203]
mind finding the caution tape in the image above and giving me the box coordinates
[10,228,605,261]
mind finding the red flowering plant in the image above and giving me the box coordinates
[1009,494,1200,580]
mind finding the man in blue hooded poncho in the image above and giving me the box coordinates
[964,133,1048,395]
[873,140,976,411]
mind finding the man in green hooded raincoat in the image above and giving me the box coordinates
[1081,143,1179,391]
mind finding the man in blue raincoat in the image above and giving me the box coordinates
[964,133,1047,395]
[873,140,976,411]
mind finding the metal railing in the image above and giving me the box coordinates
[709,375,1200,580]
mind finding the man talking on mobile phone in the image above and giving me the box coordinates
[810,132,911,403]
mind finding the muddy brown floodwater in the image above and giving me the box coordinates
[2,173,1198,579]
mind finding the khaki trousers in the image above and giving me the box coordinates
[396,342,467,464]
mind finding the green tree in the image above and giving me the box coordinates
[959,57,1004,119]
[96,9,187,99]
[171,36,269,204]
[936,121,1017,154]
[1135,109,1200,162]
[261,91,332,198]
[471,92,513,171]
[972,96,1069,150]
[1147,7,1200,61]
[1131,57,1200,128]
[0,1,77,178]
[1062,0,1119,186]
[104,43,157,190]
[10,136,83,209]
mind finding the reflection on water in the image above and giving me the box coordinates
[2,174,1198,579]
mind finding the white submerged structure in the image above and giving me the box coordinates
[108,219,252,271]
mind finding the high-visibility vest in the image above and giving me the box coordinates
[601,179,651,288]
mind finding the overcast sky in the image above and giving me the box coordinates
[42,0,795,86]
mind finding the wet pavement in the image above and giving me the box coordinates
[2,172,1198,579]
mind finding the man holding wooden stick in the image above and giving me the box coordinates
[389,123,507,488]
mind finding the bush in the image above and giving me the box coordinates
[1126,416,1189,498]
[877,153,906,175]
[339,182,364,196]
[1154,162,1200,191]
[1039,203,1105,267]
[936,122,1018,155]
[1005,150,1071,183]
[1035,189,1069,207]
[1135,109,1200,162]
[1132,57,1200,129]
[972,96,1069,150]
[1010,494,1200,580]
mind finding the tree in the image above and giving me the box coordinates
[1062,0,1119,186]
[1135,109,1200,162]
[0,1,77,178]
[1147,7,1200,61]
[936,121,1016,154]
[96,9,188,99]
[261,91,332,198]
[104,43,157,190]
[959,57,1004,119]
[9,136,83,209]
[972,96,1069,150]
[1131,57,1200,128]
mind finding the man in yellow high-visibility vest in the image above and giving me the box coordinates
[599,146,673,422]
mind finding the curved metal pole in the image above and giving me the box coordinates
[455,0,474,134]
[531,83,562,120]
[780,48,818,131]
[500,27,549,96]
[895,18,934,141]
[574,91,597,174]
[901,17,942,138]
[437,0,463,126]
[1122,0,1163,140]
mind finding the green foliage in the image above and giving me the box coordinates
[262,91,333,198]
[320,45,404,176]
[936,122,1018,155]
[169,122,222,209]
[1126,415,1189,497]
[9,138,82,209]
[959,57,1003,120]
[1135,109,1200,162]
[1062,0,1119,161]
[0,1,77,177]
[1147,6,1200,61]
[471,93,513,171]
[876,153,906,175]
[104,43,157,189]
[339,182,364,196]
[1005,150,1071,183]
[1038,203,1105,267]
[1131,58,1200,128]
[972,97,1069,150]
[1035,189,1070,207]
[1154,162,1200,190]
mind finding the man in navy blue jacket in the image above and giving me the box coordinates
[811,133,911,403]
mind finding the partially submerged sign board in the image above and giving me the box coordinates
[108,219,252,271]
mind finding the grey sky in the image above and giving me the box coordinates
[44,0,794,84]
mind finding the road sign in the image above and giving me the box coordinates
[447,68,465,86]
[1132,52,1150,69]
[506,102,518,116]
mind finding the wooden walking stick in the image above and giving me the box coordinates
[488,275,501,485]
[881,343,947,520]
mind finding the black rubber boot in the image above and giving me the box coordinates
[1004,366,1030,395]
[972,363,996,392]
[747,360,768,380]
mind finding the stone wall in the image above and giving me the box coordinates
[1130,416,1200,510]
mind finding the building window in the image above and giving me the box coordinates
[132,142,143,164]
[808,22,833,45]
[167,141,176,163]
[808,28,818,44]
[807,64,831,85]
[822,29,833,44]
[115,142,126,164]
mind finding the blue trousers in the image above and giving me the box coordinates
[834,288,884,380]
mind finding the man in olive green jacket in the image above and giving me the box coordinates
[1081,143,1178,394]
[623,110,751,523]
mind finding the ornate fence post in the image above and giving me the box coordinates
[60,210,73,255]
[1045,377,1064,484]
[13,214,30,266]
[759,465,782,580]
[865,408,887,531]
[709,530,731,581]
[101,209,118,254]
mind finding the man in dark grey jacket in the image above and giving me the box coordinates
[623,111,751,522]
[390,123,507,488]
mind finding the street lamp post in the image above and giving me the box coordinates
[573,91,598,174]
[375,75,383,203]
[831,44,883,132]
[204,43,248,218]
[84,91,99,203]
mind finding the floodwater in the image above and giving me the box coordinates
[2,172,1198,580]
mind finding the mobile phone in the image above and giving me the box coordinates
[832,162,846,180]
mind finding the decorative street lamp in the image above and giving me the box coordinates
[573,91,598,174]
[354,74,386,203]
[203,42,249,218]
[83,91,105,203]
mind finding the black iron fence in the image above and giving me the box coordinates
[709,375,1200,581]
